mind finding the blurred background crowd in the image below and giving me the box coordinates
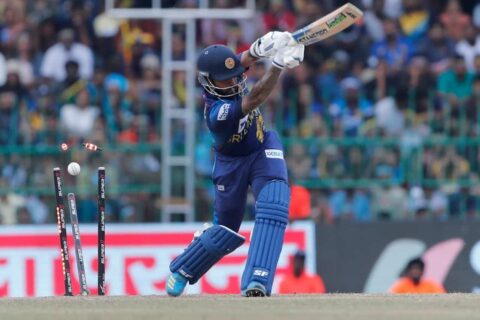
[1,0,480,224]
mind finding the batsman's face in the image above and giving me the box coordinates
[213,76,242,95]
[214,77,237,88]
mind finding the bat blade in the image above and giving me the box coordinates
[291,3,363,46]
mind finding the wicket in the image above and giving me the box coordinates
[53,168,73,296]
[97,167,106,296]
[67,193,89,296]
[53,166,106,296]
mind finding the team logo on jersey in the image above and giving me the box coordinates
[228,109,265,143]
[225,57,235,69]
[217,103,230,121]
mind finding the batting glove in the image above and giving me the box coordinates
[249,31,293,59]
[272,44,305,69]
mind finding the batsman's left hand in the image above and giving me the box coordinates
[249,31,293,59]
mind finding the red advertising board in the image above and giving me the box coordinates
[0,222,315,297]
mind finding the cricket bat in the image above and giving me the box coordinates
[290,3,363,46]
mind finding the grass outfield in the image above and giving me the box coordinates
[0,294,478,320]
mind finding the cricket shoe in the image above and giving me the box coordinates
[166,272,188,297]
[242,281,266,297]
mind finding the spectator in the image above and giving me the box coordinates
[398,0,429,45]
[0,189,25,225]
[440,0,471,42]
[368,148,401,181]
[0,91,20,145]
[329,188,371,221]
[0,4,28,52]
[374,88,407,136]
[317,50,352,105]
[0,51,6,86]
[262,0,296,32]
[13,33,35,87]
[431,147,470,180]
[317,145,346,179]
[59,60,87,103]
[0,60,29,101]
[390,257,446,293]
[102,78,132,142]
[282,64,317,134]
[363,0,386,42]
[370,18,412,73]
[437,54,475,106]
[344,147,368,180]
[417,23,454,75]
[329,77,373,137]
[456,24,480,72]
[16,207,33,224]
[371,183,408,220]
[278,250,326,294]
[60,88,100,140]
[287,144,312,180]
[427,188,449,220]
[41,28,94,81]
[448,185,478,218]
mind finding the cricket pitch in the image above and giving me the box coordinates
[0,294,478,320]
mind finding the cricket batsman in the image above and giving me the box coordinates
[166,31,304,297]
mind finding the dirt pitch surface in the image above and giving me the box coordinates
[0,294,479,320]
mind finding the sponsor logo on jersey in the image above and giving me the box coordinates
[217,103,230,121]
[265,149,284,159]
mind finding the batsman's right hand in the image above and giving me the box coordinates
[272,44,304,69]
[249,31,293,59]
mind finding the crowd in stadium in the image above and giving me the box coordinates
[1,0,480,223]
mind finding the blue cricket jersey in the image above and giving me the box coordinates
[203,92,267,156]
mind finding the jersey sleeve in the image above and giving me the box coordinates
[208,99,243,133]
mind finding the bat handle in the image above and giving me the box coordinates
[288,31,301,46]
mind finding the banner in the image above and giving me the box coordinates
[316,221,480,293]
[0,221,315,297]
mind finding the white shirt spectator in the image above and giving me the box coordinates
[25,196,49,224]
[0,52,7,86]
[0,194,25,224]
[364,10,385,42]
[374,96,405,136]
[60,104,99,138]
[456,37,480,71]
[41,42,93,81]
[429,190,448,219]
[60,89,100,139]
[6,59,33,86]
[41,29,93,81]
